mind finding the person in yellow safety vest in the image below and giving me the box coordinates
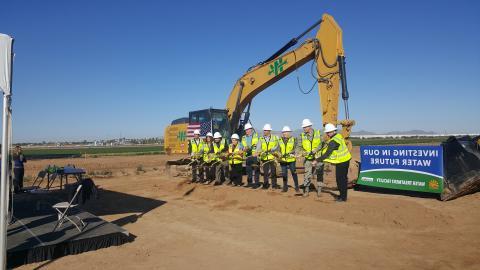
[213,132,230,185]
[279,126,300,193]
[254,124,280,190]
[202,132,216,184]
[296,118,324,197]
[241,123,260,188]
[315,123,352,202]
[228,134,245,187]
[188,129,204,183]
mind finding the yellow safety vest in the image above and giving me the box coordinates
[241,133,259,156]
[279,137,296,163]
[213,139,226,161]
[203,142,214,163]
[190,138,204,159]
[323,133,351,164]
[259,135,278,161]
[301,130,322,160]
[228,143,244,165]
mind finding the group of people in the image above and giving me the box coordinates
[188,118,352,202]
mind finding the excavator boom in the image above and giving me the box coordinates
[226,14,354,143]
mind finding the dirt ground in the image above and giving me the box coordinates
[18,147,480,270]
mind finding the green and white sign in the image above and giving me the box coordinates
[357,145,444,193]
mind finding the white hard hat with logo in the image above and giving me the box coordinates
[301,119,313,128]
[206,132,213,137]
[193,129,200,135]
[263,123,272,131]
[244,123,253,130]
[282,126,292,132]
[231,134,240,140]
[324,123,337,133]
[213,132,222,139]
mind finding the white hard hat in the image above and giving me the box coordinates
[231,134,240,140]
[282,126,292,132]
[263,123,272,131]
[302,119,313,128]
[213,132,222,139]
[193,129,200,135]
[324,123,337,133]
[206,132,213,137]
[244,123,253,130]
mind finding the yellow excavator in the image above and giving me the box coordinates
[164,13,354,154]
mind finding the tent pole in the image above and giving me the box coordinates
[0,92,11,269]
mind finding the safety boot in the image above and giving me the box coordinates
[303,186,309,197]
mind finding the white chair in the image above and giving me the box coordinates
[52,184,86,232]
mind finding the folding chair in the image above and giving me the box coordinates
[52,184,86,232]
[29,170,47,189]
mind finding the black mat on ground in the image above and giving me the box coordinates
[7,196,130,268]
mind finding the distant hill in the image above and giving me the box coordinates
[254,128,438,137]
[385,130,436,135]
[351,130,377,136]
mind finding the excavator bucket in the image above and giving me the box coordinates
[165,158,194,177]
[441,136,480,200]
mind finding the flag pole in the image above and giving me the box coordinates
[0,35,13,270]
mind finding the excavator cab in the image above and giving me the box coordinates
[164,108,229,155]
[188,108,230,139]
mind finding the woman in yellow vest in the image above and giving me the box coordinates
[279,126,300,193]
[228,134,245,186]
[202,132,216,184]
[315,123,352,202]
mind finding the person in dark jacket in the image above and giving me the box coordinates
[12,145,27,193]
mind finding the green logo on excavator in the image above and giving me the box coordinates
[268,58,287,76]
[177,131,186,141]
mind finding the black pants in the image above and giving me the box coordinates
[262,161,276,186]
[230,163,243,186]
[14,168,24,193]
[246,156,260,184]
[203,162,216,181]
[335,160,350,201]
[191,160,204,182]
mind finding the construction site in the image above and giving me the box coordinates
[1,1,480,269]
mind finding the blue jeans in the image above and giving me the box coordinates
[280,162,299,189]
[246,156,260,184]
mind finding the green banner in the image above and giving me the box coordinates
[358,170,443,193]
[357,145,444,193]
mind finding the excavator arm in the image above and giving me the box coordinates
[226,14,355,145]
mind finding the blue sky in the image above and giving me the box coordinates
[1,0,479,142]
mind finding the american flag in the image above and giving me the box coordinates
[187,121,212,138]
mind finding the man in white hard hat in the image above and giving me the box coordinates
[228,134,245,186]
[213,132,230,185]
[315,123,351,202]
[202,132,216,184]
[255,124,280,189]
[188,129,204,183]
[297,119,324,197]
[241,123,260,188]
[278,126,300,193]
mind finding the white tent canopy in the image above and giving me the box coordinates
[0,34,13,95]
